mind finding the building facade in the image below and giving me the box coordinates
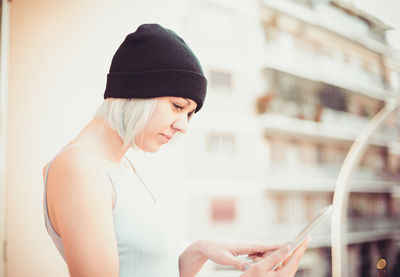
[183,0,400,276]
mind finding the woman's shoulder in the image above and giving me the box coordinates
[44,145,104,177]
[43,145,112,193]
[44,145,114,220]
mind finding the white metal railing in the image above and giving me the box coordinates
[331,96,400,277]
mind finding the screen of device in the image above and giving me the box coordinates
[272,205,333,270]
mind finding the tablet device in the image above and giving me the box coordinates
[272,204,333,271]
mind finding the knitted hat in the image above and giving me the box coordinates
[104,24,207,112]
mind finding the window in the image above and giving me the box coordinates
[269,137,286,163]
[390,71,400,91]
[208,70,233,93]
[318,85,348,112]
[274,194,287,224]
[207,133,235,155]
[211,198,236,222]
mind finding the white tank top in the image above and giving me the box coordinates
[43,144,179,276]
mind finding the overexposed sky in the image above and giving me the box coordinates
[353,0,400,50]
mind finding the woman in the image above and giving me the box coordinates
[43,23,308,277]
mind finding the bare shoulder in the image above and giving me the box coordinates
[44,146,114,234]
[44,146,110,191]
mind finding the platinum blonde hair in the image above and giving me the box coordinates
[94,98,157,149]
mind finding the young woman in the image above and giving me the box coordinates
[43,23,309,277]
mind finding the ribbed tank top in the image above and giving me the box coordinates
[43,144,179,276]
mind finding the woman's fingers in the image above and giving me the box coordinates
[231,257,251,272]
[277,238,310,276]
[242,239,310,277]
[248,255,264,263]
[240,244,290,276]
[199,238,307,276]
[215,250,251,272]
[235,241,287,256]
[251,243,290,272]
[227,255,256,272]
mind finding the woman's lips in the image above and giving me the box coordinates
[160,134,172,143]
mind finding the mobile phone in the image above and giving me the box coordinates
[272,205,333,271]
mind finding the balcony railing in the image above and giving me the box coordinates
[263,44,394,99]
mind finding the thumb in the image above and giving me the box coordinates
[259,243,290,271]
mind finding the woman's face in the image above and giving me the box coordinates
[135,96,197,152]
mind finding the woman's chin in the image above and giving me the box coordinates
[137,144,161,153]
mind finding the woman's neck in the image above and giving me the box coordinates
[71,116,129,163]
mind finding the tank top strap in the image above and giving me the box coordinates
[123,155,157,204]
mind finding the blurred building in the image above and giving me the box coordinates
[182,0,400,276]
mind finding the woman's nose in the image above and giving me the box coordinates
[172,115,188,133]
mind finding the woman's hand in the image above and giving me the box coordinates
[179,238,291,277]
[240,238,310,277]
[196,238,287,271]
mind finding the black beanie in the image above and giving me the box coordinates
[104,24,207,112]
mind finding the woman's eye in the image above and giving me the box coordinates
[173,103,184,110]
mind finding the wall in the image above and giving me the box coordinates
[6,0,187,276]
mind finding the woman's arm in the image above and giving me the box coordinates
[179,240,208,277]
[45,150,119,277]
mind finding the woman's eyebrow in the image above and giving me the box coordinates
[183,98,197,111]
